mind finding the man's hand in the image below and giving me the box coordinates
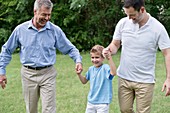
[102,48,111,58]
[105,50,112,60]
[162,78,170,96]
[0,75,7,89]
[75,62,83,74]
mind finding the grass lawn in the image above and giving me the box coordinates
[0,51,170,113]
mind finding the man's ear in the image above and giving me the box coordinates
[34,9,37,15]
[140,7,145,13]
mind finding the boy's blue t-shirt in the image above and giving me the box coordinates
[86,64,114,104]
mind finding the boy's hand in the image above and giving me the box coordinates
[105,51,111,60]
[102,48,112,59]
[75,63,83,75]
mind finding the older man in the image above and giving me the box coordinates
[0,0,82,113]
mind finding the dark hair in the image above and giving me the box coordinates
[123,0,145,11]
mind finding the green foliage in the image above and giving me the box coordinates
[156,1,170,36]
[70,0,87,10]
[0,0,32,47]
[0,28,10,46]
[0,0,170,52]
[62,0,124,51]
[145,0,170,36]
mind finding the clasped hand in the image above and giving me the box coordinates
[102,48,112,60]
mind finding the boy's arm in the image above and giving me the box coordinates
[76,69,88,84]
[106,52,116,76]
[77,73,88,84]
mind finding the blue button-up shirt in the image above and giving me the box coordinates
[0,19,82,74]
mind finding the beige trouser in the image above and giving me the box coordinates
[21,66,57,113]
[118,77,154,113]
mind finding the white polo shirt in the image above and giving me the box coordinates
[113,14,170,83]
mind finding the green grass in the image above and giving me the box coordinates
[0,51,170,113]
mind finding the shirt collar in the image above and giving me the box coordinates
[27,19,51,30]
[145,13,151,26]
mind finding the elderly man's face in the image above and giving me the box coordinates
[34,5,52,29]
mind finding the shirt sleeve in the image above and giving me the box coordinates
[113,18,125,41]
[104,64,114,80]
[0,28,19,75]
[55,27,82,63]
[158,25,170,50]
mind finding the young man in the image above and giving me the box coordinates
[0,0,82,113]
[103,0,170,113]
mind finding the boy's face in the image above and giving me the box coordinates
[90,53,104,67]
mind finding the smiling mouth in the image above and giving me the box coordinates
[41,20,47,24]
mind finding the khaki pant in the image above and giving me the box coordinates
[21,66,57,113]
[118,77,154,113]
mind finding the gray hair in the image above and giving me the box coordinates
[34,0,53,10]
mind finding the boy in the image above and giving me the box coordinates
[76,45,116,113]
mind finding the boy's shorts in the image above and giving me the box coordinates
[85,102,109,113]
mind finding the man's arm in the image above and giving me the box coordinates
[161,48,170,96]
[0,29,19,89]
[109,39,121,55]
[103,39,121,57]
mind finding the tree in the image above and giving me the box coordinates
[0,0,32,47]
[0,0,170,52]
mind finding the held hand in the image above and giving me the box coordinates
[162,78,170,96]
[105,51,112,60]
[75,62,83,74]
[0,75,7,89]
[102,48,111,58]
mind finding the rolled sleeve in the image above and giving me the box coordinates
[0,68,6,75]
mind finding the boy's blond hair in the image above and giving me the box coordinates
[90,45,104,58]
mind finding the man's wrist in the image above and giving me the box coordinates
[0,69,6,75]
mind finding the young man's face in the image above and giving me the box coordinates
[90,53,104,67]
[123,6,144,24]
[34,5,52,29]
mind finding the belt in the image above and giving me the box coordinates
[23,65,52,70]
